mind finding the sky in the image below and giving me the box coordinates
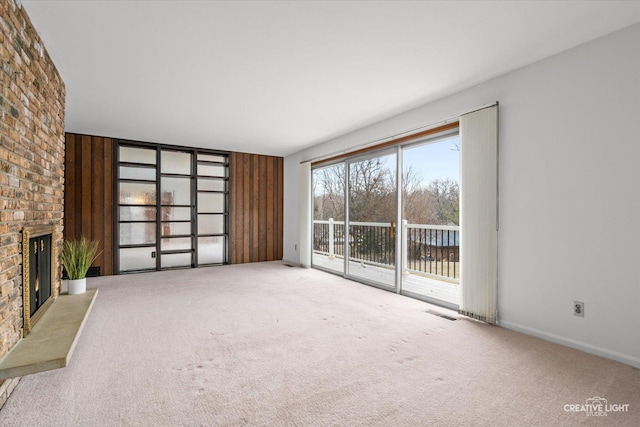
[402,134,460,185]
[366,134,460,187]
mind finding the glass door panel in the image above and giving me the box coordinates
[119,223,156,245]
[198,214,225,235]
[119,206,156,222]
[119,247,156,272]
[311,163,345,274]
[161,237,192,251]
[119,146,156,164]
[400,134,461,306]
[347,152,397,289]
[198,236,225,264]
[117,144,157,273]
[160,177,191,205]
[161,151,191,175]
[161,206,190,221]
[198,178,226,192]
[160,149,193,269]
[197,163,226,177]
[119,182,156,204]
[119,166,156,181]
[196,153,228,265]
[197,193,225,213]
[161,253,193,269]
[161,222,191,236]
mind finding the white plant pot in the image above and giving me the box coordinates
[68,278,86,295]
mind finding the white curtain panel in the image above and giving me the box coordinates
[459,105,498,323]
[299,161,312,267]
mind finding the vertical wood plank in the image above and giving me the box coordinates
[103,138,113,275]
[236,153,244,264]
[266,156,274,261]
[242,153,251,263]
[258,155,267,261]
[237,152,245,264]
[251,155,259,262]
[230,152,239,264]
[64,134,76,241]
[228,152,283,264]
[81,135,92,239]
[64,133,115,275]
[74,135,83,239]
[276,156,284,259]
[91,136,104,270]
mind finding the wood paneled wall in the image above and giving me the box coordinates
[64,135,283,273]
[64,133,115,275]
[230,152,283,264]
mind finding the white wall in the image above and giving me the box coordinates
[283,24,640,367]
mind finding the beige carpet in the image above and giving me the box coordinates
[0,261,638,426]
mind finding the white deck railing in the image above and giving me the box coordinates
[313,219,460,281]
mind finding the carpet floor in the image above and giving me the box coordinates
[0,261,638,426]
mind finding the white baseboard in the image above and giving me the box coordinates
[499,320,640,369]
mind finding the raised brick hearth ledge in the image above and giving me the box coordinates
[0,289,98,380]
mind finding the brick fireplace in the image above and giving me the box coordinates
[0,0,65,408]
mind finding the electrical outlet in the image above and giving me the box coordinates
[573,301,584,317]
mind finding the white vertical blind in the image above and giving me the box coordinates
[299,161,312,267]
[459,105,498,323]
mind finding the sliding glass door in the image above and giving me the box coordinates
[311,163,345,275]
[401,135,461,307]
[346,151,397,290]
[311,129,460,308]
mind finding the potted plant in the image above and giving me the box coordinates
[60,237,101,295]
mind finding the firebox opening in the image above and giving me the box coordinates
[22,225,58,336]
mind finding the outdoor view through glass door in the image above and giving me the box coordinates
[311,131,460,308]
[312,163,345,275]
[346,152,397,289]
[401,135,460,306]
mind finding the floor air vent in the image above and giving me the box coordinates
[426,309,459,321]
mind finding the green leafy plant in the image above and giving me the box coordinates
[61,237,101,280]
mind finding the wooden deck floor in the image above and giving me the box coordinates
[312,253,460,306]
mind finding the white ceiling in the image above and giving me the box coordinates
[21,1,640,156]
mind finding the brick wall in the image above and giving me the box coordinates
[0,0,65,407]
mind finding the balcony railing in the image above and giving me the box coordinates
[313,219,460,281]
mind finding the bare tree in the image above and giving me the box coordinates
[427,178,459,225]
[313,161,459,226]
[348,158,395,223]
[313,163,345,221]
